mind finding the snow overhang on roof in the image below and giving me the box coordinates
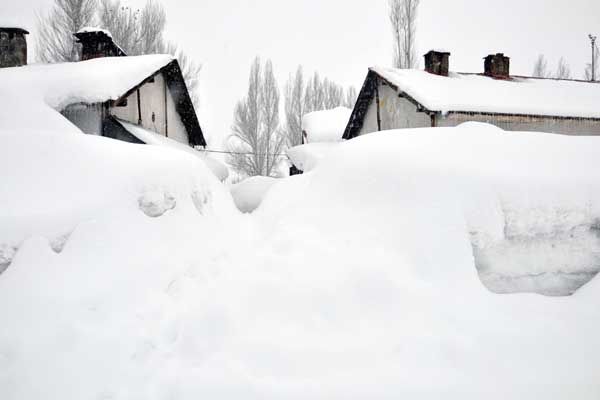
[0,54,205,146]
[76,27,114,38]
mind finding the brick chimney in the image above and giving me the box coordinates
[74,28,126,61]
[0,27,28,68]
[484,53,510,78]
[424,50,450,76]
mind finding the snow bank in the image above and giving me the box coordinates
[2,122,600,399]
[286,142,340,172]
[266,123,600,296]
[120,120,229,181]
[0,128,236,272]
[230,176,279,213]
[301,107,351,143]
[372,66,600,118]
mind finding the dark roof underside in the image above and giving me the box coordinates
[342,70,379,140]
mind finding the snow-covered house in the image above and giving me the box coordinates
[0,26,205,148]
[288,107,351,175]
[344,51,600,139]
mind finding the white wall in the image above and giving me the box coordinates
[358,83,432,136]
[110,72,190,145]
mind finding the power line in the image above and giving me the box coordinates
[199,148,289,158]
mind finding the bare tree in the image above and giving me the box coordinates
[228,57,285,178]
[282,67,357,148]
[584,44,599,81]
[389,0,420,69]
[532,54,550,78]
[344,86,358,109]
[36,0,97,62]
[97,0,201,107]
[283,66,305,148]
[555,57,572,80]
[97,0,165,55]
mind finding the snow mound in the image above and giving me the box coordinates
[302,107,351,143]
[120,120,229,181]
[262,122,600,296]
[3,121,600,398]
[287,142,340,172]
[230,176,279,213]
[0,128,235,272]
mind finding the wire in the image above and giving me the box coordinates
[199,149,289,158]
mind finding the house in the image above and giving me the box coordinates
[0,25,205,149]
[288,107,351,175]
[0,25,229,179]
[344,51,600,140]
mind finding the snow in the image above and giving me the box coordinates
[0,54,173,123]
[372,66,600,118]
[286,142,339,172]
[120,120,229,181]
[230,176,279,213]
[76,27,113,38]
[301,107,352,143]
[0,18,29,31]
[2,122,600,398]
[0,128,235,269]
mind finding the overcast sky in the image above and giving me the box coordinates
[3,0,600,147]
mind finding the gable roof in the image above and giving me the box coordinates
[344,67,600,139]
[0,54,205,145]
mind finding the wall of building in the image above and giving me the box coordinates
[358,83,432,136]
[436,113,600,135]
[109,72,190,144]
[61,103,104,135]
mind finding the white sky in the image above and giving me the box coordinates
[2,0,600,147]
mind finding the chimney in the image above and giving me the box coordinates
[0,27,28,68]
[74,28,126,61]
[424,50,450,76]
[484,53,510,78]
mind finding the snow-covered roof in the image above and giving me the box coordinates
[0,54,173,111]
[371,67,600,119]
[301,107,352,143]
[0,55,174,134]
[76,27,114,38]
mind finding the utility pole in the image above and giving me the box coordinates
[590,34,597,81]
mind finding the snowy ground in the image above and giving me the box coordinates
[1,123,600,399]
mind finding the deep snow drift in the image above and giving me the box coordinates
[301,107,351,143]
[230,176,278,213]
[1,123,600,399]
